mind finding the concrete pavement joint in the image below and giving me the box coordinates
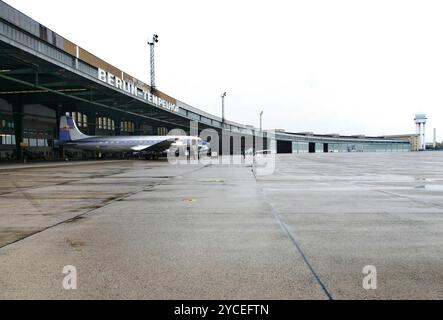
[260,187,334,300]
[374,188,443,211]
[0,160,126,171]
[0,163,211,251]
[0,169,126,197]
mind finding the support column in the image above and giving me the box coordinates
[263,132,269,153]
[140,123,153,135]
[55,106,65,159]
[134,122,141,136]
[114,115,121,136]
[88,112,97,136]
[55,107,62,140]
[417,123,423,151]
[12,103,24,161]
[218,129,223,156]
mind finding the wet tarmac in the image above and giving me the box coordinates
[0,153,442,299]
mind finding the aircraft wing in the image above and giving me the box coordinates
[130,138,177,153]
[131,145,153,151]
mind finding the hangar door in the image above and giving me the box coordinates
[309,142,316,153]
[277,140,292,154]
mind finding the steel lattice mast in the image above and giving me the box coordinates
[148,34,159,92]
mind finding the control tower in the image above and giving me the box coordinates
[415,113,427,151]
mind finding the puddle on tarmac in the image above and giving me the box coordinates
[414,185,443,191]
[198,179,225,183]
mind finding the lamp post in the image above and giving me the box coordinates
[221,92,227,124]
[147,34,159,92]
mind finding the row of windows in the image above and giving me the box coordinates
[96,140,155,145]
[96,119,137,133]
[0,13,73,66]
[0,134,16,145]
[23,138,49,147]
[24,129,52,138]
[98,117,115,131]
[66,112,88,128]
[291,142,410,153]
[121,121,135,133]
[65,113,137,133]
[96,119,136,133]
[0,119,14,130]
[157,127,168,136]
[0,135,51,147]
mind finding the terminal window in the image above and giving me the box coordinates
[0,119,14,129]
[0,134,16,145]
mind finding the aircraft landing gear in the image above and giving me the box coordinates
[144,154,160,160]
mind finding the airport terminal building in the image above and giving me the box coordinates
[0,1,411,161]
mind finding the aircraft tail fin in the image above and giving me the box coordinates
[59,116,90,142]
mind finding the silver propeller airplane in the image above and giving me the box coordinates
[59,116,210,159]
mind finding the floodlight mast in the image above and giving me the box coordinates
[260,111,264,132]
[148,34,159,92]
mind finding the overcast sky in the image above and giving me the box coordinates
[5,0,443,140]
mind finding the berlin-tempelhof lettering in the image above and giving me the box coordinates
[98,68,179,113]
